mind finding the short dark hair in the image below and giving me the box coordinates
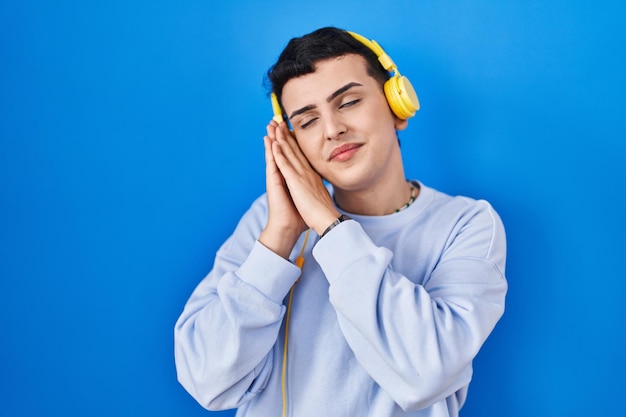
[265,27,390,104]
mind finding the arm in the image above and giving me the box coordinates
[175,120,316,410]
[312,202,508,411]
[174,217,304,410]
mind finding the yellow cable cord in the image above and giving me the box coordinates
[281,229,310,417]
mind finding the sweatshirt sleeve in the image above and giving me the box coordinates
[312,202,507,411]
[174,202,302,410]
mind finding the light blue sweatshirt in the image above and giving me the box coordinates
[174,182,507,417]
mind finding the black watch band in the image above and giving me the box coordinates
[320,214,351,238]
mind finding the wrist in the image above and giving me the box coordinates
[311,209,342,236]
[319,214,352,238]
[259,225,303,259]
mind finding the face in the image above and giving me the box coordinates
[281,54,408,192]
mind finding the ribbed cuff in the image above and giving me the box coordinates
[237,241,302,304]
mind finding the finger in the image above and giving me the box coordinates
[274,123,310,171]
[263,135,281,177]
[266,123,277,142]
[265,137,296,209]
[280,123,311,168]
[270,137,292,173]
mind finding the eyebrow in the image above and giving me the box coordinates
[288,82,363,119]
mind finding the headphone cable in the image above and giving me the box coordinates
[281,228,310,417]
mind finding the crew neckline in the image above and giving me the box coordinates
[329,180,433,229]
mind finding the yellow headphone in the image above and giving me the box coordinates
[271,30,420,123]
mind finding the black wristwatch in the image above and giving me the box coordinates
[320,214,352,238]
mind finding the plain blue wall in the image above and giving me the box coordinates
[1,1,624,416]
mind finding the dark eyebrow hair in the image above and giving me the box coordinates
[288,82,363,120]
[289,105,316,120]
[326,82,363,103]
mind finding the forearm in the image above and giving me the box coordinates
[313,221,507,410]
[174,241,302,410]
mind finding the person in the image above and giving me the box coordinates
[174,26,507,417]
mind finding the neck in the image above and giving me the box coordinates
[333,176,416,216]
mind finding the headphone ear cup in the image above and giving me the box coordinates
[384,75,420,120]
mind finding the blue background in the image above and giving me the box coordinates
[1,1,624,416]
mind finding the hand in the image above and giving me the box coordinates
[269,121,340,235]
[259,122,308,259]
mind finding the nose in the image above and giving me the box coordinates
[322,113,347,141]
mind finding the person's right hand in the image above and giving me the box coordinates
[258,121,308,259]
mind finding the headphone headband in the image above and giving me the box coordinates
[271,29,419,122]
[347,31,397,74]
[347,30,419,119]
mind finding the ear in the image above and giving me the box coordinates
[394,117,409,131]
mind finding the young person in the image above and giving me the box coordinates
[174,27,507,417]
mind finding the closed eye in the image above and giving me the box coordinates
[340,99,360,109]
[297,98,360,129]
[301,117,318,129]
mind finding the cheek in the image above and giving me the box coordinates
[293,131,313,152]
[294,138,318,162]
[296,140,328,174]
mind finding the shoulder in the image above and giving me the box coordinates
[416,183,506,260]
[421,183,502,226]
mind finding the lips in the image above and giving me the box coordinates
[329,143,362,161]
